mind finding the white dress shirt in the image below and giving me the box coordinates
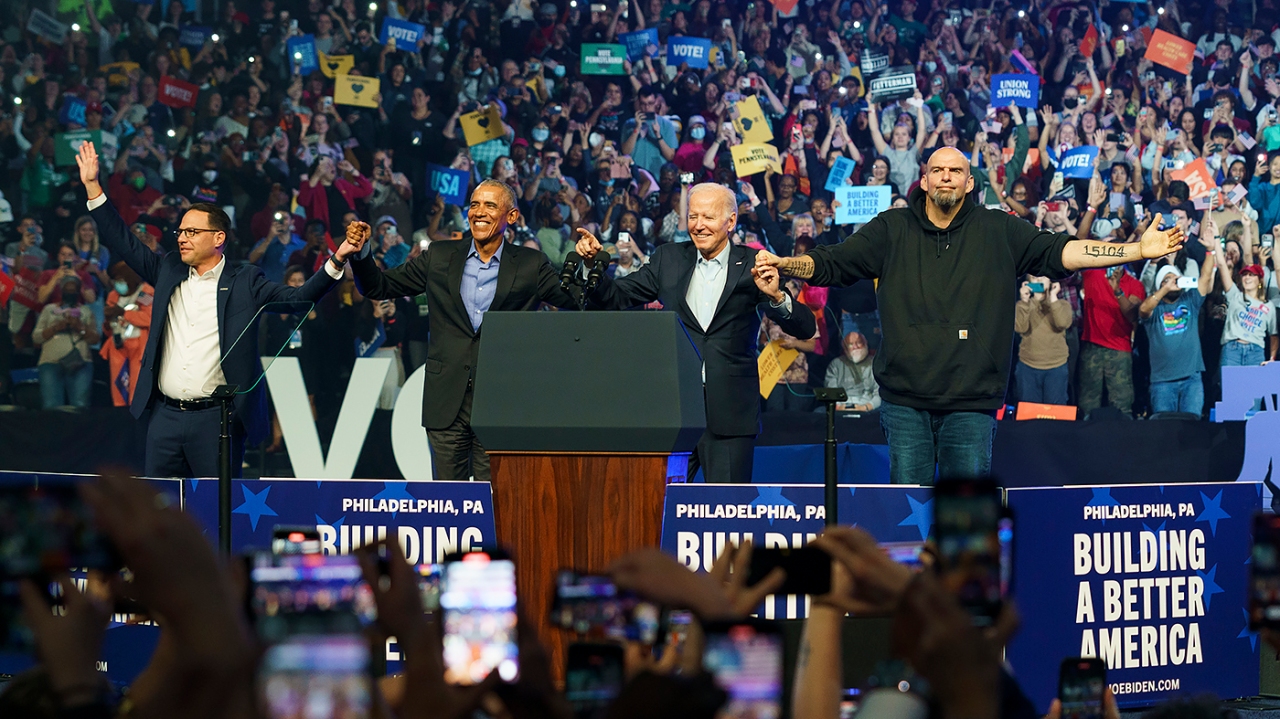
[86,193,345,400]
[686,243,732,332]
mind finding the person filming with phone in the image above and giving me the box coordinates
[754,148,1185,485]
[621,85,677,177]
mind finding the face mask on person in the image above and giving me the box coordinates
[114,280,130,295]
[849,347,869,363]
[553,64,566,77]
[131,175,146,191]
[202,169,218,183]
[822,216,833,228]
[531,127,550,142]
[691,126,706,140]
[924,61,937,73]
[1062,96,1079,109]
[469,66,483,77]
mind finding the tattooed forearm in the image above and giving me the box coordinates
[781,255,816,279]
[1082,243,1129,258]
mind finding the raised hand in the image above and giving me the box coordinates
[754,250,782,269]
[76,141,102,194]
[1139,213,1185,259]
[1020,281,1032,301]
[335,220,371,262]
[751,263,784,303]
[574,227,602,262]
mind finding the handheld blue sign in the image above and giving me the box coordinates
[287,35,320,75]
[835,186,892,225]
[619,28,660,61]
[428,164,470,207]
[991,73,1040,109]
[379,18,427,46]
[1060,145,1099,178]
[824,156,856,193]
[667,36,712,69]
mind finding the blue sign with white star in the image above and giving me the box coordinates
[659,483,933,619]
[1006,483,1260,711]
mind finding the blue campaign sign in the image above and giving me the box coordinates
[991,73,1040,109]
[619,28,660,61]
[428,163,469,207]
[58,96,86,127]
[834,185,892,225]
[824,156,856,192]
[287,35,320,75]
[667,36,712,69]
[1059,145,1099,178]
[1006,483,1261,710]
[661,484,934,619]
[178,25,212,48]
[379,17,427,46]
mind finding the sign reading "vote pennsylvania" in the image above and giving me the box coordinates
[1006,483,1260,710]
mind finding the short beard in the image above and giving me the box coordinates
[929,188,961,211]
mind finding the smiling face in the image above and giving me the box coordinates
[467,182,519,243]
[686,184,736,259]
[176,209,226,268]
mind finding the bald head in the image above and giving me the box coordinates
[921,147,974,212]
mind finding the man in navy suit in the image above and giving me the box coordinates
[574,183,817,483]
[76,142,357,477]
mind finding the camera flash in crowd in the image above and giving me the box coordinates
[369,1,378,10]
[1122,24,1130,32]
[1105,88,1112,95]
[294,52,304,60]
[853,20,861,28]
[1158,6,1164,13]
[211,33,221,43]
[167,129,176,138]
[249,56,256,62]
[71,23,81,32]
[1017,9,1025,17]
[816,52,823,60]
[12,97,20,106]
[571,0,577,6]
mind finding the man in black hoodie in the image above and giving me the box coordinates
[755,148,1186,484]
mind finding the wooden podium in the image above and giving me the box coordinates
[471,312,705,678]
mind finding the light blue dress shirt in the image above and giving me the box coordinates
[460,241,504,332]
[686,243,731,332]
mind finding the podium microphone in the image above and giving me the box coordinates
[559,251,582,290]
[584,252,611,294]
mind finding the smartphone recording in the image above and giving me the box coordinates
[441,550,520,684]
[551,570,662,644]
[249,552,377,642]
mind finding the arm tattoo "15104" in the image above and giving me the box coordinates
[1083,244,1129,258]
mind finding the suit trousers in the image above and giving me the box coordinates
[426,384,491,481]
[145,402,246,479]
[689,430,756,484]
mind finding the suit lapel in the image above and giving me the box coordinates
[216,262,233,353]
[490,241,517,310]
[675,245,701,331]
[709,245,749,328]
[446,240,472,335]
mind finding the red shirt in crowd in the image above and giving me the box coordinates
[1080,268,1146,352]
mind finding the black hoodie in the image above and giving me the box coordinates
[806,187,1076,411]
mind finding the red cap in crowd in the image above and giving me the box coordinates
[1240,264,1265,278]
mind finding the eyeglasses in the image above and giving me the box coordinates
[177,227,222,239]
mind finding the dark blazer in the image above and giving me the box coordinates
[590,242,816,436]
[91,198,339,445]
[351,237,579,430]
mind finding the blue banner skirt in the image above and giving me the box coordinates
[1005,482,1261,710]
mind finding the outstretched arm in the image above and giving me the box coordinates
[1060,213,1185,271]
[77,141,162,285]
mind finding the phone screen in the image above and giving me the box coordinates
[259,634,372,719]
[565,642,626,717]
[441,553,519,684]
[881,541,925,569]
[416,563,444,612]
[1058,657,1106,719]
[746,546,832,596]
[703,621,783,719]
[934,478,1003,623]
[1251,513,1280,628]
[271,526,321,555]
[249,553,377,641]
[551,570,662,644]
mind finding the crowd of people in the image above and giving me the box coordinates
[0,0,1279,430]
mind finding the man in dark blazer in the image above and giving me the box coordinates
[76,142,348,478]
[574,183,817,483]
[342,179,580,481]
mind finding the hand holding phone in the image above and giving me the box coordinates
[934,478,1005,624]
[441,550,519,684]
[1058,657,1107,719]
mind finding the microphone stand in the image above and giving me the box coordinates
[812,387,847,526]
[213,384,239,555]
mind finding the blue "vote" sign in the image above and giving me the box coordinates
[1059,145,1099,178]
[379,17,427,46]
[667,36,712,69]
[991,73,1040,109]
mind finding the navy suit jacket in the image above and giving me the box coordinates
[91,198,339,444]
[589,242,816,436]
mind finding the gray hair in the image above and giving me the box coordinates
[688,182,737,218]
[473,179,518,212]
